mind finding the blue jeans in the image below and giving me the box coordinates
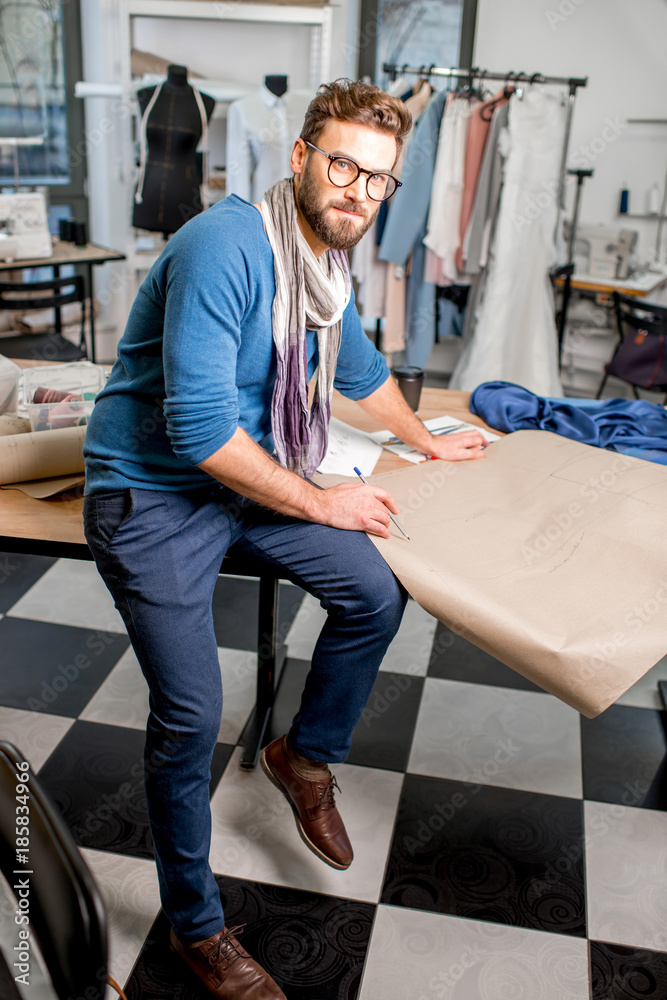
[83,483,407,942]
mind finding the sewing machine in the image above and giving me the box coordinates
[0,192,52,261]
[570,223,638,280]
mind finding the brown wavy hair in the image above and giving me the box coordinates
[300,78,412,161]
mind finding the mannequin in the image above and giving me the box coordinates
[264,74,288,98]
[226,76,313,203]
[133,64,215,235]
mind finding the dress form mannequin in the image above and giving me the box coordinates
[264,75,288,98]
[133,64,215,235]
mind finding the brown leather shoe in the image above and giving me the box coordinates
[169,925,285,999]
[260,735,353,870]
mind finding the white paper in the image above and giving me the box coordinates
[317,417,383,476]
[369,414,501,464]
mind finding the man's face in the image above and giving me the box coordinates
[292,120,397,253]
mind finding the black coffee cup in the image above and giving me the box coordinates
[58,218,73,242]
[393,366,424,411]
[71,221,88,247]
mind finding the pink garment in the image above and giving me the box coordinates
[456,89,511,273]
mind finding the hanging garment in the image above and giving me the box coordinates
[226,85,313,203]
[456,89,510,273]
[351,82,433,339]
[449,88,565,395]
[351,215,387,319]
[378,89,449,368]
[462,101,510,274]
[423,96,475,284]
[470,381,667,464]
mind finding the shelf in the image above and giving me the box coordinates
[618,213,667,220]
[126,0,330,26]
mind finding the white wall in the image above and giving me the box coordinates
[473,0,667,265]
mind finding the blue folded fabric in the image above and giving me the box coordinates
[470,381,667,464]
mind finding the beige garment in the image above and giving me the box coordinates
[424,96,476,282]
[323,431,667,718]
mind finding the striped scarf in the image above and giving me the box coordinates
[260,178,351,477]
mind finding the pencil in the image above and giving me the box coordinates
[353,467,411,540]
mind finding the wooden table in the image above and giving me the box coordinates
[0,241,126,363]
[0,385,497,765]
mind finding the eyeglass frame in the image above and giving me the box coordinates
[303,141,402,202]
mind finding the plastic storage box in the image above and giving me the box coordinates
[21,361,107,432]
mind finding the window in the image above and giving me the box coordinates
[358,0,478,86]
[0,0,70,185]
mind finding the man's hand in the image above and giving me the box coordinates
[313,482,399,539]
[428,429,487,462]
[357,377,488,463]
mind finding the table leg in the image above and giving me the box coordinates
[87,262,96,363]
[54,264,62,334]
[239,575,285,769]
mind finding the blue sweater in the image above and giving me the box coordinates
[84,195,389,493]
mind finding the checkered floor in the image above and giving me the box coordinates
[1,551,666,1000]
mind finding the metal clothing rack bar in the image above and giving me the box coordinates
[382,62,588,258]
[382,64,587,90]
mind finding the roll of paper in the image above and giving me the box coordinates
[0,425,86,484]
[0,415,30,437]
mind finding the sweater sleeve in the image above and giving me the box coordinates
[161,222,252,466]
[333,287,390,400]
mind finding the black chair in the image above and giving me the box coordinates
[0,741,126,1000]
[596,291,667,402]
[550,262,575,366]
[0,276,88,362]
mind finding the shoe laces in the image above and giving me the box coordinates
[316,775,341,812]
[208,925,246,970]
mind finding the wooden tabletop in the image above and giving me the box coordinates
[0,240,126,272]
[0,386,498,550]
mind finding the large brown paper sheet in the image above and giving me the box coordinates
[324,430,667,718]
[0,474,85,498]
[0,426,86,486]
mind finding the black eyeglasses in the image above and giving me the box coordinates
[305,141,402,202]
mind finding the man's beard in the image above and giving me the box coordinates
[296,160,379,250]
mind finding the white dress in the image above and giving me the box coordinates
[449,87,565,396]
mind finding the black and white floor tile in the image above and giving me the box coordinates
[1,551,666,1000]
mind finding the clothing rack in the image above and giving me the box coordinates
[382,63,588,242]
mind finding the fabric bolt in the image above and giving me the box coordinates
[379,89,449,369]
[423,96,476,284]
[83,483,407,940]
[83,194,388,494]
[226,86,313,203]
[470,381,667,462]
[260,178,351,477]
[450,88,565,395]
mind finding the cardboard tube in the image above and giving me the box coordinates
[0,425,86,484]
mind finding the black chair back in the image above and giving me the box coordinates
[0,742,109,1000]
[0,276,87,362]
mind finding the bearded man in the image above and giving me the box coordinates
[83,78,485,999]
